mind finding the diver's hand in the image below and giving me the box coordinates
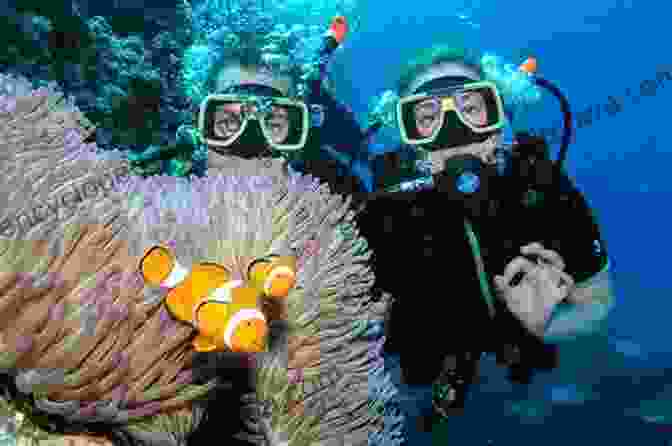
[494,243,574,337]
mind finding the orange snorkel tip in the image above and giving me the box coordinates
[330,15,348,44]
[519,57,538,75]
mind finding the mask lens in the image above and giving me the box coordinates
[203,98,250,146]
[400,96,443,143]
[261,101,307,149]
[201,96,308,150]
[453,86,501,129]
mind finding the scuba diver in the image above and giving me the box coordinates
[356,46,615,425]
[176,16,371,197]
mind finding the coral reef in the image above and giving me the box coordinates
[119,0,335,178]
[1,0,194,153]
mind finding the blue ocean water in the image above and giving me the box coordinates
[1,0,672,445]
[336,0,672,444]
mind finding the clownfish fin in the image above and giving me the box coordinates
[189,263,233,299]
[196,301,230,340]
[165,287,196,324]
[139,245,175,287]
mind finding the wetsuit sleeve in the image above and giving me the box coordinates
[370,146,427,191]
[543,171,609,285]
[354,192,412,288]
[308,82,365,156]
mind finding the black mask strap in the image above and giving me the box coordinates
[411,76,476,94]
[220,83,286,97]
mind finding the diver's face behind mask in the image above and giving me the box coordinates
[399,76,508,216]
[397,79,505,149]
[199,86,310,157]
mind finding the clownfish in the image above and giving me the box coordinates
[330,16,348,44]
[519,57,538,75]
[138,246,297,353]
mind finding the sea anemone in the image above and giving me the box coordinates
[0,73,401,445]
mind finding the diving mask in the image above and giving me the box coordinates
[198,87,310,151]
[397,80,506,146]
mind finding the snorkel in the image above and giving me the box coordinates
[310,16,349,101]
[517,57,573,168]
[297,15,350,131]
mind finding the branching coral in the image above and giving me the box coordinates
[1,1,194,160]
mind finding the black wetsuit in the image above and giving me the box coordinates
[288,84,370,197]
[356,148,609,413]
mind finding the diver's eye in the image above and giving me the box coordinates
[415,99,439,117]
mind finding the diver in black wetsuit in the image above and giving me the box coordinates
[356,47,615,425]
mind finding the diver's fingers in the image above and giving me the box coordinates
[501,256,536,287]
[520,242,544,254]
[551,267,575,295]
[493,275,508,294]
[521,243,565,270]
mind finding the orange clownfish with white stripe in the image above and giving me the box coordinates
[138,246,297,353]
